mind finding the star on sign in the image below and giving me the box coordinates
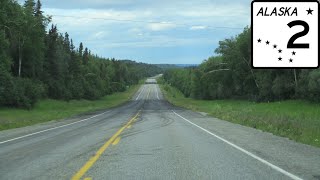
[278,57,282,61]
[258,38,262,43]
[292,51,296,55]
[289,58,293,63]
[278,49,282,53]
[266,41,270,45]
[307,8,314,15]
[273,44,277,49]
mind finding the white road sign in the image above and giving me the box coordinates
[252,0,319,68]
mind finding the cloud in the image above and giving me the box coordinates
[19,0,143,9]
[45,8,138,26]
[146,22,177,31]
[176,4,249,18]
[99,36,217,48]
[36,0,250,64]
[85,31,109,42]
[190,26,207,30]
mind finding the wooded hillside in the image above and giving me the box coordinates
[163,27,320,102]
[0,0,162,108]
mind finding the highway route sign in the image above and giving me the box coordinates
[252,0,319,68]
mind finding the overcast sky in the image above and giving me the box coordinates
[21,0,251,64]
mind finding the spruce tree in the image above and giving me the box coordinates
[78,42,83,56]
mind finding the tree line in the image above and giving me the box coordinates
[163,27,320,102]
[0,0,162,108]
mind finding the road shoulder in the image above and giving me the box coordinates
[173,109,320,180]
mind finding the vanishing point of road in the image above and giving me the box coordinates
[0,78,320,180]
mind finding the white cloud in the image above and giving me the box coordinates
[45,8,137,23]
[146,22,177,31]
[94,31,106,38]
[85,31,108,41]
[176,4,249,18]
[44,2,249,32]
[40,0,250,63]
[96,35,218,48]
[190,26,207,30]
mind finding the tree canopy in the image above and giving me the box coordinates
[0,0,162,108]
[163,27,320,102]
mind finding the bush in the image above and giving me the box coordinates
[83,73,103,100]
[308,70,320,102]
[2,78,45,109]
[272,75,294,100]
[69,77,85,100]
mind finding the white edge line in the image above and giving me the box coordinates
[155,85,160,100]
[135,86,145,100]
[0,111,110,145]
[172,110,303,180]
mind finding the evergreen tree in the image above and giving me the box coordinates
[0,0,164,108]
[83,47,89,65]
[78,42,83,56]
[35,0,43,17]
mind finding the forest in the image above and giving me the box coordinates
[0,0,162,109]
[163,27,320,102]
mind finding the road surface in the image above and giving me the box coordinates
[0,78,320,180]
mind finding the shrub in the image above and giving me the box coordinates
[308,70,320,102]
[1,77,45,109]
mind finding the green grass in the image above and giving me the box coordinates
[0,84,141,131]
[160,84,320,147]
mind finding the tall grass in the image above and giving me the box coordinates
[0,85,140,130]
[161,84,320,147]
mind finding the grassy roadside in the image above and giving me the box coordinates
[160,83,320,148]
[0,83,142,131]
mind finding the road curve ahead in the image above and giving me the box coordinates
[0,78,320,180]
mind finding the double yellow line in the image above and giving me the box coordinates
[146,87,151,99]
[71,111,141,180]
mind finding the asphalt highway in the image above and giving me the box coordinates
[0,78,320,180]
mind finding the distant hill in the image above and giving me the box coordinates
[155,64,198,69]
[175,64,198,68]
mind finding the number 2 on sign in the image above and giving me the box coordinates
[287,20,310,49]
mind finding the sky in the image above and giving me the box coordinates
[20,0,251,64]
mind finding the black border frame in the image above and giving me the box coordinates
[251,0,320,69]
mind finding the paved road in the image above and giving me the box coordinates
[0,78,320,180]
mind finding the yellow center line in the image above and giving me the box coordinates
[71,111,140,180]
[127,125,132,129]
[112,137,121,145]
[132,114,139,123]
[84,177,92,180]
[146,86,151,100]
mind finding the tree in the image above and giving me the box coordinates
[35,0,43,17]
[162,26,318,102]
[0,0,163,108]
[78,42,83,56]
[83,47,89,65]
[0,29,13,106]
